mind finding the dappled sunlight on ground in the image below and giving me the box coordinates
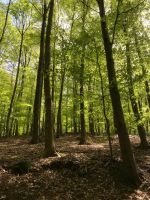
[0,135,150,200]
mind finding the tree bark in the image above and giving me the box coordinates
[65,78,69,134]
[31,3,47,144]
[88,79,95,136]
[94,40,113,158]
[51,29,56,135]
[79,0,88,145]
[73,80,78,135]
[96,0,140,185]
[44,0,56,157]
[56,67,66,137]
[79,59,86,144]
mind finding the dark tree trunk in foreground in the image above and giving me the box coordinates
[125,41,149,148]
[44,0,56,157]
[31,3,47,144]
[0,0,11,43]
[96,0,140,185]
[5,25,24,136]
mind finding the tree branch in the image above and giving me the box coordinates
[111,0,145,46]
[119,0,145,15]
[29,1,42,16]
[111,0,122,46]
[0,0,12,43]
[80,0,99,14]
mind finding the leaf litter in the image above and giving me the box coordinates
[0,135,150,200]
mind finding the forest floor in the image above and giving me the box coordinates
[0,135,150,200]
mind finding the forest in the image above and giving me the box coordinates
[0,0,150,199]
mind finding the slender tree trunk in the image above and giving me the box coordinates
[14,119,19,137]
[73,80,78,135]
[125,41,149,148]
[31,4,47,144]
[52,31,56,135]
[0,0,11,43]
[88,79,94,136]
[65,78,69,134]
[96,0,140,185]
[95,41,113,158]
[17,48,30,99]
[44,0,56,157]
[79,0,88,145]
[56,65,66,138]
[17,62,26,99]
[79,58,86,144]
[145,81,150,108]
[26,107,31,135]
[88,102,94,136]
[5,26,24,136]
[8,118,14,137]
[56,10,75,137]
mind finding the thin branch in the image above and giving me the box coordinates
[0,0,12,43]
[119,0,145,15]
[111,0,145,45]
[29,1,42,16]
[80,0,99,14]
[111,0,122,46]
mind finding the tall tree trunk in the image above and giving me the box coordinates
[96,0,140,185]
[51,30,56,135]
[0,0,11,43]
[73,80,78,135]
[56,36,66,138]
[44,0,56,157]
[56,67,66,137]
[88,79,94,136]
[79,56,86,144]
[79,0,88,145]
[5,25,24,136]
[65,78,69,134]
[145,81,150,108]
[94,40,113,158]
[26,107,31,135]
[125,41,149,148]
[31,3,47,144]
[18,48,30,99]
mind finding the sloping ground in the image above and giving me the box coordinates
[0,136,150,200]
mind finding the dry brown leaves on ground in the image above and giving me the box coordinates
[0,135,150,200]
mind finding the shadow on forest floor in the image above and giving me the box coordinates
[0,135,150,200]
